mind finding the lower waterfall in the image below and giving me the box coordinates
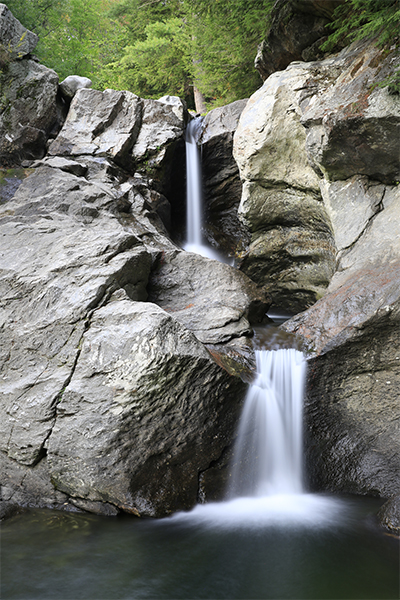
[228,349,304,499]
[170,346,346,527]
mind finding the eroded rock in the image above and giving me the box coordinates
[233,63,336,312]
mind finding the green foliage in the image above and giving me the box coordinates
[322,0,400,50]
[322,0,400,94]
[5,0,123,88]
[106,0,274,109]
[6,0,275,108]
[102,15,193,103]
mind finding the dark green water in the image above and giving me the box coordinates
[1,495,398,600]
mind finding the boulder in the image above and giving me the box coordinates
[0,58,60,164]
[233,63,336,312]
[0,3,38,59]
[0,7,62,165]
[148,250,270,344]
[47,300,247,517]
[48,88,143,170]
[301,39,400,184]
[0,100,252,516]
[59,75,92,101]
[198,99,250,257]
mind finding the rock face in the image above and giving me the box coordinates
[0,5,61,165]
[377,495,400,535]
[255,0,346,81]
[279,41,400,498]
[233,63,336,312]
[198,99,250,257]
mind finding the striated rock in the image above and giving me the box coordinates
[148,250,270,344]
[198,99,249,257]
[301,39,400,184]
[377,495,400,535]
[59,75,92,101]
[47,300,247,517]
[233,63,336,312]
[0,3,38,58]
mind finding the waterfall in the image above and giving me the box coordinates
[183,118,223,261]
[228,349,305,499]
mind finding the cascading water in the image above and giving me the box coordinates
[183,118,224,261]
[228,348,305,499]
[170,345,346,527]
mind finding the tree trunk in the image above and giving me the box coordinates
[194,85,206,114]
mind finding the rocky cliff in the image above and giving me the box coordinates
[235,35,399,497]
[0,6,269,517]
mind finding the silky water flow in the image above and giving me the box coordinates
[183,118,226,261]
[170,347,348,528]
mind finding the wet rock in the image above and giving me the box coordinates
[198,99,250,257]
[377,495,400,535]
[283,184,400,497]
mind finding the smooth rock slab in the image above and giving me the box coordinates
[148,250,270,344]
[47,300,247,517]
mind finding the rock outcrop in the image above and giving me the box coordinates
[0,4,62,165]
[233,63,336,312]
[255,0,346,81]
[277,40,400,498]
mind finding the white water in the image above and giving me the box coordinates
[169,348,347,528]
[228,349,305,498]
[183,119,225,261]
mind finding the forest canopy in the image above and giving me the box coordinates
[5,0,400,110]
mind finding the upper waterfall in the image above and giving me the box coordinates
[183,118,225,261]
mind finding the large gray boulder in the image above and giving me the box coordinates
[0,157,251,516]
[48,88,143,170]
[148,250,269,344]
[0,3,38,58]
[198,99,250,257]
[47,300,246,516]
[233,63,336,312]
[0,6,61,165]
